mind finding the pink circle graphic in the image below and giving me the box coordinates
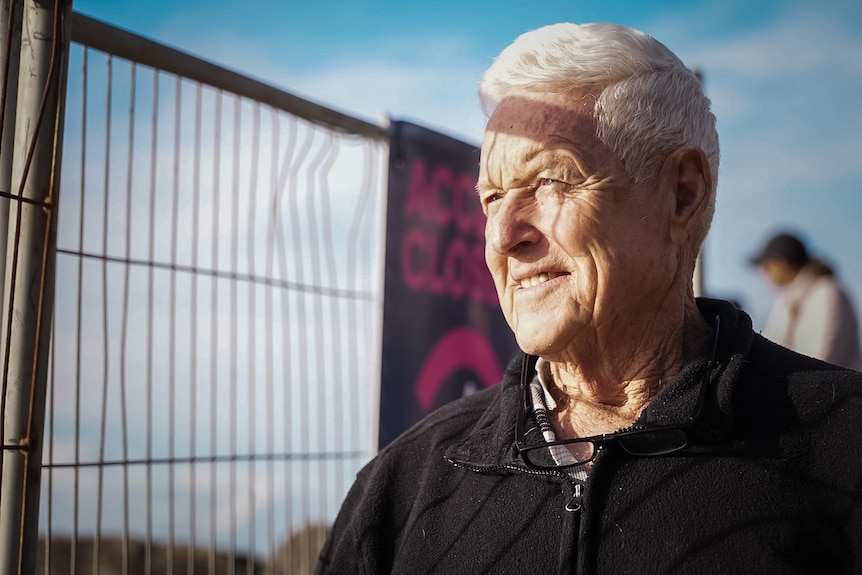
[415,327,503,410]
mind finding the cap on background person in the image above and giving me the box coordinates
[749,232,809,268]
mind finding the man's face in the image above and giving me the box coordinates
[477,92,677,358]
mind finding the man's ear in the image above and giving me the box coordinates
[666,146,711,245]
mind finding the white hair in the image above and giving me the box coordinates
[479,22,719,248]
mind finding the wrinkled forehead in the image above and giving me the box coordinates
[484,92,596,139]
[479,92,610,177]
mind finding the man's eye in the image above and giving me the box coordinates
[540,178,563,187]
[483,192,504,205]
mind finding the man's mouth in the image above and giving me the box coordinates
[519,271,567,288]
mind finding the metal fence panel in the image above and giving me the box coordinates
[31,12,387,575]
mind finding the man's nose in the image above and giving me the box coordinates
[485,197,540,256]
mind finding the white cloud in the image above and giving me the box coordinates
[147,22,490,145]
[289,60,487,143]
[690,17,862,79]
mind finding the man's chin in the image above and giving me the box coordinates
[514,334,562,358]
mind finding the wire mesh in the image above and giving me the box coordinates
[36,36,387,574]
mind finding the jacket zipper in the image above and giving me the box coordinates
[446,456,585,575]
[445,456,584,504]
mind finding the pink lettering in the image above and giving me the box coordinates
[400,227,499,305]
[404,159,484,239]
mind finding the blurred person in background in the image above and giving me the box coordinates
[317,22,862,575]
[750,231,862,370]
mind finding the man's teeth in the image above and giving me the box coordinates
[520,272,562,288]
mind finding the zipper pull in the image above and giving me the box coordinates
[565,483,583,512]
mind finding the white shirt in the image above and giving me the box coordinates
[765,265,862,371]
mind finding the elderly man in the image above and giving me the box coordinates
[316,23,862,574]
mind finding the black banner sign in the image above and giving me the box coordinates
[379,121,517,449]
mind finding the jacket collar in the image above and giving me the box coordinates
[445,298,755,469]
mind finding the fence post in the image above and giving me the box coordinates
[0,0,22,323]
[0,0,70,573]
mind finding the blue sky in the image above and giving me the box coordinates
[73,0,862,328]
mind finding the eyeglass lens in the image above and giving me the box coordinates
[523,440,597,468]
[524,427,689,469]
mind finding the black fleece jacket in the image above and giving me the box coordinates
[316,299,862,574]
